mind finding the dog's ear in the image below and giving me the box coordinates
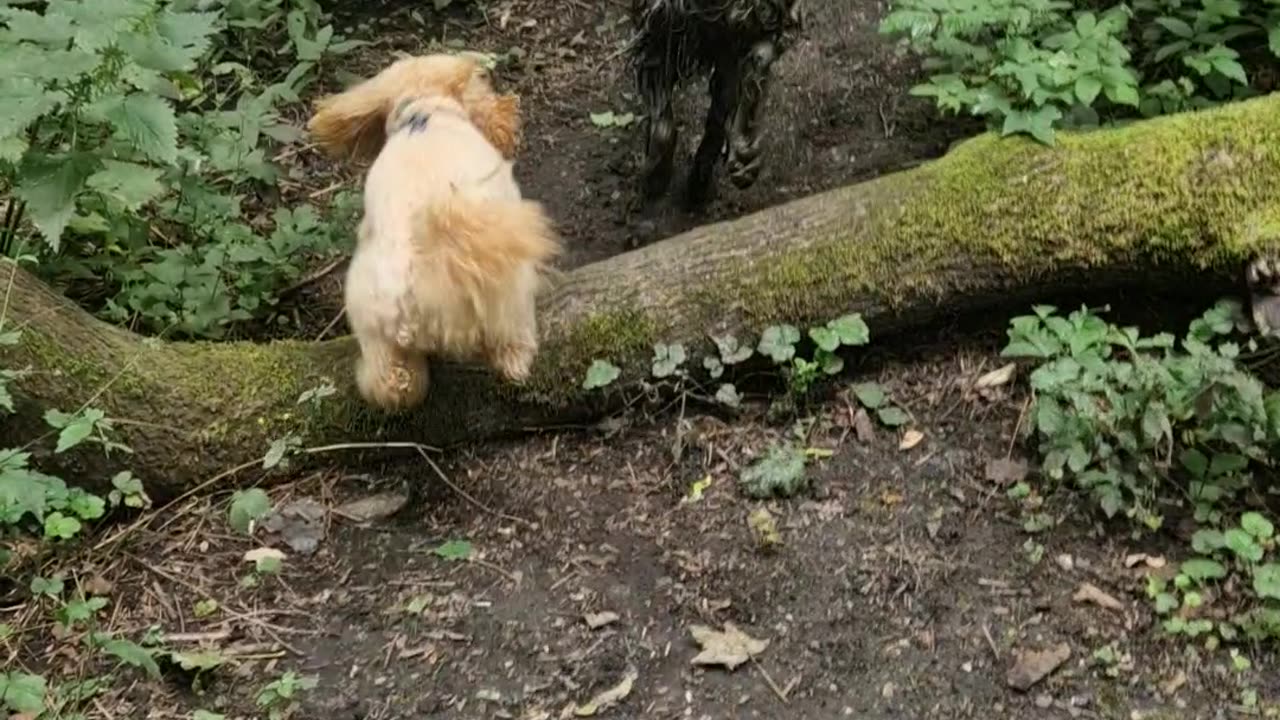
[442,55,521,159]
[307,75,396,163]
[465,90,521,160]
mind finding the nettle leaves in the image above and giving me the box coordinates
[880,0,1271,146]
[580,313,872,409]
[0,0,218,249]
[0,0,364,337]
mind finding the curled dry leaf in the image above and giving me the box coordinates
[984,457,1028,486]
[899,429,924,451]
[243,547,286,564]
[336,492,409,522]
[974,363,1016,389]
[568,669,637,717]
[852,407,876,443]
[584,611,620,629]
[689,622,768,670]
[1007,643,1071,692]
[1072,582,1125,613]
[1124,552,1166,569]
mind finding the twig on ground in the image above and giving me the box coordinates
[753,659,791,703]
[278,257,347,298]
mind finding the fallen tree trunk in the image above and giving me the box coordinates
[5,93,1280,496]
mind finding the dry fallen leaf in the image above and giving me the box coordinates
[1007,643,1071,691]
[1072,582,1125,613]
[984,457,1028,486]
[1124,552,1167,569]
[1161,670,1188,695]
[747,508,781,549]
[974,363,1016,389]
[689,623,768,670]
[584,611,620,630]
[899,429,925,450]
[336,492,409,523]
[243,547,286,564]
[569,669,637,717]
[262,497,326,555]
[84,575,113,596]
[852,407,877,443]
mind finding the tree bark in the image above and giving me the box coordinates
[5,93,1280,496]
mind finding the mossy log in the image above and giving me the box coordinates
[5,93,1280,497]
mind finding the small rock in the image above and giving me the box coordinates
[1006,643,1071,692]
[1055,554,1075,571]
[881,681,896,699]
[1034,694,1054,708]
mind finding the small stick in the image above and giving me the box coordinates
[753,660,790,703]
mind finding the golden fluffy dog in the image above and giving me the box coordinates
[307,54,560,412]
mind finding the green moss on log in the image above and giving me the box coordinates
[6,94,1280,494]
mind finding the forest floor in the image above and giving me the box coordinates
[8,1,1270,719]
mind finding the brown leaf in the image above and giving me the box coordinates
[1161,670,1187,695]
[569,669,637,716]
[689,623,768,670]
[1124,552,1166,569]
[899,429,924,451]
[974,363,1016,389]
[584,611,620,630]
[243,547,286,564]
[1006,643,1071,692]
[84,575,113,596]
[984,457,1028,486]
[1072,582,1125,613]
[852,407,876,443]
[335,492,409,523]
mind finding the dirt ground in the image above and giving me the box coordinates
[7,1,1274,719]
[59,334,1267,720]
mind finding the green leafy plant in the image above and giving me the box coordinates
[739,443,810,499]
[880,0,1280,144]
[227,488,272,534]
[431,538,473,561]
[1007,301,1280,642]
[0,0,362,337]
[256,671,317,720]
[851,381,910,427]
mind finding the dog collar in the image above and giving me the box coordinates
[390,97,468,137]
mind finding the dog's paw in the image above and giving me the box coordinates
[727,140,763,190]
[1246,255,1280,337]
[490,343,535,383]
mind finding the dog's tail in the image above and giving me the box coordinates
[412,193,561,305]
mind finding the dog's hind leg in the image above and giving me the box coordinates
[685,55,740,209]
[353,331,430,412]
[481,264,541,383]
[637,50,679,202]
[727,39,779,190]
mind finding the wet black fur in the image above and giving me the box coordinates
[629,0,802,209]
